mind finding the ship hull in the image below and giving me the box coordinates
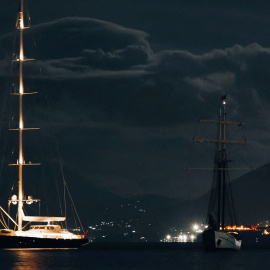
[0,235,88,249]
[202,229,241,250]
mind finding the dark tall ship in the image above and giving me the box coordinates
[0,0,88,249]
[194,96,244,250]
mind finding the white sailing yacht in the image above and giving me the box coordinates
[0,0,88,248]
[194,96,243,250]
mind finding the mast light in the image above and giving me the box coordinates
[19,52,24,61]
[11,195,18,205]
[26,196,33,204]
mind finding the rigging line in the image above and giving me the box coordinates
[41,163,49,216]
[22,221,31,230]
[0,219,8,230]
[14,213,18,231]
[40,98,64,217]
[207,169,219,223]
[8,203,10,228]
[25,203,39,214]
[0,211,8,229]
[44,95,76,230]
[63,172,67,229]
[27,7,60,215]
[228,148,253,171]
[42,79,83,231]
[55,144,67,229]
[222,120,250,169]
[227,176,238,225]
[52,158,64,217]
[226,190,236,226]
[51,156,64,217]
[64,181,85,233]
[53,146,68,228]
[223,167,236,225]
[70,199,78,230]
[44,94,65,219]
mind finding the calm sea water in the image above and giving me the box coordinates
[1,246,270,270]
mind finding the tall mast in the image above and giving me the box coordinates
[8,0,41,231]
[193,96,245,230]
[221,97,227,230]
[217,108,222,230]
[17,0,25,232]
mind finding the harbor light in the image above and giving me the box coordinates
[193,224,199,231]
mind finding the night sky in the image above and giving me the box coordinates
[0,0,270,202]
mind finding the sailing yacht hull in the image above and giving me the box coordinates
[202,229,241,250]
[0,235,88,249]
[0,1,90,247]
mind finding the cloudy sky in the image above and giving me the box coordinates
[0,0,270,200]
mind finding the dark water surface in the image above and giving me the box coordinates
[1,245,270,270]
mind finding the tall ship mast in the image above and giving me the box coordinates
[194,96,245,250]
[0,0,88,249]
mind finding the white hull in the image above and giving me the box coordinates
[215,231,241,250]
[202,229,241,250]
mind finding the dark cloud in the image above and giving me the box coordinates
[1,5,270,199]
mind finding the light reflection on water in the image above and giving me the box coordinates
[1,248,270,270]
[10,250,48,270]
[0,249,82,270]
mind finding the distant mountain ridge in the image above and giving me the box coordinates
[232,162,270,225]
[64,162,270,237]
[183,162,270,226]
